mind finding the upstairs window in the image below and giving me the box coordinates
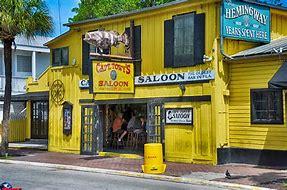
[17,55,32,74]
[164,12,205,68]
[251,89,283,124]
[52,47,69,66]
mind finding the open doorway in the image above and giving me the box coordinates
[102,103,147,154]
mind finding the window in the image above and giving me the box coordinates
[52,47,69,66]
[17,55,32,73]
[0,52,3,75]
[251,89,283,124]
[164,12,205,68]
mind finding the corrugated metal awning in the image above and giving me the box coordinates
[231,37,287,59]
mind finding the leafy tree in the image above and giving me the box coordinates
[0,0,53,156]
[70,0,175,22]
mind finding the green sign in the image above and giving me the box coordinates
[222,0,270,43]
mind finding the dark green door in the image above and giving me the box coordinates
[31,101,49,139]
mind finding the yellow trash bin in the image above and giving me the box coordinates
[142,143,166,174]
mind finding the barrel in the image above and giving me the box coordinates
[141,143,166,174]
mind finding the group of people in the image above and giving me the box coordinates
[112,108,146,143]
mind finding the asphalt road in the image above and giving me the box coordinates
[0,163,228,190]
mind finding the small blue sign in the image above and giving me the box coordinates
[222,0,270,43]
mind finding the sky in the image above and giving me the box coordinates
[45,0,80,37]
[45,0,287,37]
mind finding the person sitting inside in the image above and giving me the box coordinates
[133,115,146,135]
[112,113,123,133]
[118,112,135,142]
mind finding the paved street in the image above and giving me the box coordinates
[0,163,228,190]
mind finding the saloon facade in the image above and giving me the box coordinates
[24,0,287,165]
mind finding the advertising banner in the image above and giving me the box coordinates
[135,70,214,86]
[165,108,193,125]
[222,0,270,43]
[93,61,134,93]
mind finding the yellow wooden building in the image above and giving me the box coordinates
[21,0,287,165]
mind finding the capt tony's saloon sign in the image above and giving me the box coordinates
[165,108,193,125]
[222,0,270,43]
[93,61,134,93]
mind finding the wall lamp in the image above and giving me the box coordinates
[179,83,186,95]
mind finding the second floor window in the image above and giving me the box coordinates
[52,47,69,66]
[17,55,32,73]
[164,12,205,68]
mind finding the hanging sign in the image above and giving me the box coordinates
[222,0,270,43]
[63,102,73,135]
[135,70,214,85]
[165,108,193,125]
[93,61,134,93]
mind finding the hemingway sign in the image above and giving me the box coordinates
[135,70,214,85]
[165,108,193,125]
[93,61,134,93]
[222,0,270,43]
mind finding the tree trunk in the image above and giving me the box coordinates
[0,39,13,156]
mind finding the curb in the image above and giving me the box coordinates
[0,159,273,190]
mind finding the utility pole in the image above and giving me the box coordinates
[58,0,62,34]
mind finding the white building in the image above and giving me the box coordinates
[0,36,52,121]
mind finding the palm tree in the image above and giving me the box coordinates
[0,0,53,156]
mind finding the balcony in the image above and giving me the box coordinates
[0,75,27,95]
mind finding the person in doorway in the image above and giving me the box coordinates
[133,115,146,135]
[118,111,135,142]
[112,113,123,133]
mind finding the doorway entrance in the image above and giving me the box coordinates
[31,101,48,139]
[80,101,164,155]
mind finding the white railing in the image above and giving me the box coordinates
[0,75,27,94]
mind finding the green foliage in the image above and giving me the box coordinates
[0,0,53,40]
[69,0,175,22]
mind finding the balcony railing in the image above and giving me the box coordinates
[0,75,27,95]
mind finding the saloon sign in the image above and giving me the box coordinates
[165,108,193,125]
[135,70,214,85]
[222,0,270,43]
[93,61,134,93]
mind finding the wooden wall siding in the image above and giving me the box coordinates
[229,59,287,150]
[75,1,218,75]
[6,119,27,142]
[165,101,214,164]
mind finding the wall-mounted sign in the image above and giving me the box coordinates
[165,108,193,125]
[135,70,214,86]
[222,0,270,43]
[93,61,134,93]
[63,101,73,135]
[79,79,89,89]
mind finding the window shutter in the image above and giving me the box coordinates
[52,49,61,66]
[164,19,174,68]
[61,47,69,66]
[194,13,205,65]
[82,35,90,75]
[125,26,142,76]
[134,26,141,76]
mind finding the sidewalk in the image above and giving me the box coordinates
[3,148,287,190]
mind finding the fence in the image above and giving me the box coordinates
[0,119,27,143]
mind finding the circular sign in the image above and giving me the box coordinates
[110,70,117,81]
[51,80,65,104]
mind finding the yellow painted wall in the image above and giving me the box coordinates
[228,58,287,150]
[7,119,27,142]
[24,0,220,159]
[165,102,214,164]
